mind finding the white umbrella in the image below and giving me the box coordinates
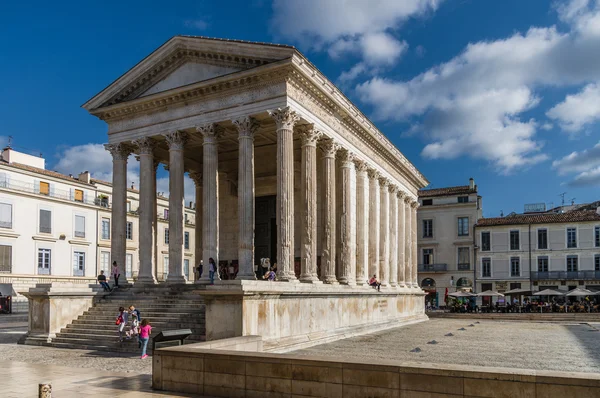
[566,288,595,297]
[504,288,531,295]
[448,291,476,298]
[477,290,504,297]
[533,289,564,296]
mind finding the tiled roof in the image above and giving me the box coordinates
[418,185,477,198]
[1,162,95,187]
[476,210,600,227]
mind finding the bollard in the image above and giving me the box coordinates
[39,383,52,398]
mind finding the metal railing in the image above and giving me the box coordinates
[418,263,448,272]
[532,271,600,280]
[457,264,471,271]
[0,177,98,206]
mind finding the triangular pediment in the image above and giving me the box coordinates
[83,36,297,110]
[139,61,242,98]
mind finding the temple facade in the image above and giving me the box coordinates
[83,36,429,349]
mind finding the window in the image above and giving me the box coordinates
[73,251,85,276]
[184,259,190,280]
[538,256,549,272]
[510,230,520,251]
[74,215,85,238]
[0,245,12,273]
[510,257,520,277]
[39,181,49,195]
[163,256,169,280]
[537,229,548,250]
[457,217,469,236]
[422,248,433,265]
[126,201,131,212]
[595,226,599,247]
[422,199,433,206]
[164,209,169,219]
[39,209,51,234]
[457,247,470,270]
[38,248,51,275]
[0,203,12,229]
[126,222,133,240]
[164,228,169,245]
[458,196,468,203]
[567,255,578,272]
[567,228,577,248]
[185,213,188,224]
[74,189,83,202]
[184,232,190,249]
[422,219,433,238]
[595,254,599,271]
[126,253,133,278]
[481,232,491,251]
[101,218,110,240]
[481,258,491,277]
[100,251,110,274]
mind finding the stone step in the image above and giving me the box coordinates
[76,313,204,321]
[47,338,205,354]
[96,298,205,305]
[82,310,204,317]
[59,326,205,336]
[50,336,204,349]
[70,319,204,328]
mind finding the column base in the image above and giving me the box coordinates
[299,275,322,283]
[321,277,339,284]
[165,275,187,284]
[237,274,258,281]
[135,275,157,285]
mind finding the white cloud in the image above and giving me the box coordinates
[271,0,440,78]
[54,143,196,204]
[547,82,600,132]
[355,0,600,172]
[184,19,209,30]
[552,141,600,186]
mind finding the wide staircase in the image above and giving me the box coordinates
[46,285,206,354]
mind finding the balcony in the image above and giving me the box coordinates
[418,263,447,272]
[0,177,99,206]
[532,271,600,280]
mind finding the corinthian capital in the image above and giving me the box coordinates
[268,107,300,130]
[232,116,259,139]
[132,137,156,155]
[397,190,407,200]
[320,138,339,158]
[389,184,398,194]
[354,159,368,173]
[403,195,413,204]
[188,171,202,185]
[105,143,132,161]
[164,131,188,150]
[297,124,322,146]
[367,169,380,180]
[411,199,420,209]
[196,123,220,144]
[378,177,390,187]
[338,148,355,163]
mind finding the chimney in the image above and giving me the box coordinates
[469,178,475,190]
[78,171,91,184]
[189,201,193,208]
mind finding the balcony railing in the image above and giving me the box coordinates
[0,177,98,206]
[532,271,600,280]
[418,263,447,272]
[458,264,471,271]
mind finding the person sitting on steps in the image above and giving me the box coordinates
[97,270,111,292]
[369,274,381,291]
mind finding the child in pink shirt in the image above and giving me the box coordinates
[138,319,152,359]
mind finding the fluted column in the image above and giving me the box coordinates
[133,138,157,284]
[379,177,390,287]
[152,160,159,281]
[321,139,339,283]
[189,171,203,282]
[233,116,259,280]
[404,196,413,287]
[389,185,398,288]
[198,124,220,283]
[355,160,369,285]
[367,170,380,280]
[397,191,406,288]
[164,131,187,283]
[269,107,299,281]
[338,149,356,285]
[105,143,132,283]
[411,200,420,289]
[298,125,321,283]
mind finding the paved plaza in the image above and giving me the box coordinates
[295,318,600,374]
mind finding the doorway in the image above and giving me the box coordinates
[255,195,277,266]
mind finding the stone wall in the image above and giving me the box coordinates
[0,275,97,313]
[153,345,600,397]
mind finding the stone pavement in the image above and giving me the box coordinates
[0,361,197,398]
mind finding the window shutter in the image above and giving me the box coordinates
[83,191,88,203]
[34,180,40,194]
[49,183,55,197]
[0,203,12,228]
[40,210,51,233]
[70,188,74,200]
[75,215,85,237]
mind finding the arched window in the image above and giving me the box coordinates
[422,278,436,288]
[456,277,473,288]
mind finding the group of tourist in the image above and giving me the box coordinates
[116,305,152,359]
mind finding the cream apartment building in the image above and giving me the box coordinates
[475,210,600,295]
[0,147,196,312]
[417,179,482,306]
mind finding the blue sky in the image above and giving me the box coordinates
[1,0,599,216]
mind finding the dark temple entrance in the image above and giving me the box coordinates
[255,195,277,267]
